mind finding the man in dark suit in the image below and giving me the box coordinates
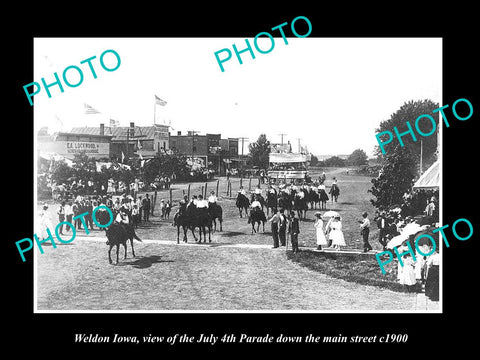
[142,193,151,222]
[288,210,300,253]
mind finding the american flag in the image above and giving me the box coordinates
[84,103,100,114]
[155,95,167,106]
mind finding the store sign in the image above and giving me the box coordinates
[39,140,110,159]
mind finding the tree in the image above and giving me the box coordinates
[347,149,368,166]
[368,144,418,211]
[324,156,346,167]
[374,99,439,172]
[248,134,271,169]
[309,154,319,166]
[143,150,190,184]
[72,153,97,182]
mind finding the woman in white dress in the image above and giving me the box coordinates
[314,212,327,250]
[329,216,346,249]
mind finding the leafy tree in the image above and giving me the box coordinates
[324,156,346,167]
[143,150,190,184]
[375,99,439,172]
[369,145,418,211]
[309,154,319,166]
[347,149,368,166]
[72,153,97,182]
[51,160,75,184]
[248,134,271,169]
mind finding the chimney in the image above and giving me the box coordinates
[130,122,134,128]
[99,123,104,136]
[177,131,182,136]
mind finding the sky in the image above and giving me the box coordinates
[34,37,442,157]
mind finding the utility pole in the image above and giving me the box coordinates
[419,138,423,175]
[278,133,287,145]
[238,137,248,176]
[296,138,302,153]
[190,130,199,163]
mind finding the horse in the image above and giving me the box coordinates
[247,208,267,234]
[293,194,308,220]
[329,183,340,202]
[173,211,194,244]
[105,223,142,264]
[235,192,250,218]
[318,189,329,209]
[305,187,319,210]
[208,202,223,232]
[266,189,278,216]
[190,207,212,243]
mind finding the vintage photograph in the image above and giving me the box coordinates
[32,37,442,312]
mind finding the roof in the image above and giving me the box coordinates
[70,125,168,140]
[413,160,440,190]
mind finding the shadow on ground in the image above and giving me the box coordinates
[118,255,174,269]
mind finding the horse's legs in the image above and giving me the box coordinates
[219,218,223,232]
[177,225,180,244]
[116,244,120,264]
[262,221,265,233]
[208,226,211,243]
[183,226,188,242]
[124,242,128,259]
[108,244,113,264]
[130,238,135,257]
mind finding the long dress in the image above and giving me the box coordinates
[425,253,440,301]
[314,219,327,246]
[399,256,416,287]
[329,220,346,246]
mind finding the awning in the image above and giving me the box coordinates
[413,160,440,190]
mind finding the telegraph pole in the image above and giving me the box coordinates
[238,137,249,177]
[296,138,302,153]
[278,133,287,145]
[190,130,199,163]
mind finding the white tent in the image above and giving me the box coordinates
[413,160,440,190]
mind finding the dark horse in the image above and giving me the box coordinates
[173,204,213,243]
[247,208,267,234]
[293,194,308,220]
[173,211,194,244]
[190,207,213,243]
[208,202,223,232]
[266,189,278,216]
[105,223,142,264]
[235,192,250,218]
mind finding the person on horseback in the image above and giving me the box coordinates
[208,191,218,205]
[115,208,130,225]
[250,194,262,213]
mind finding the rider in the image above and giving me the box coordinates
[115,208,130,225]
[208,191,217,205]
[250,194,262,214]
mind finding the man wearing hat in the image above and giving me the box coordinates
[359,212,372,252]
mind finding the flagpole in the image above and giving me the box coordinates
[154,97,156,125]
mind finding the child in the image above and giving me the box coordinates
[131,204,139,228]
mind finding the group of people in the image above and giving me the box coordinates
[55,193,155,233]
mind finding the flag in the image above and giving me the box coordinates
[137,139,142,150]
[121,151,125,163]
[139,153,144,167]
[84,103,100,114]
[155,95,167,106]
